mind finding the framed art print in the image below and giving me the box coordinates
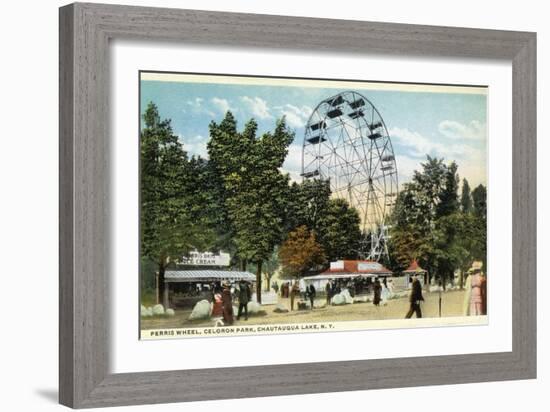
[59,3,536,408]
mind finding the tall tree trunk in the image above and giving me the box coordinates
[256,260,263,304]
[155,271,160,304]
[157,261,166,306]
[265,273,273,292]
[424,271,430,291]
[240,258,248,272]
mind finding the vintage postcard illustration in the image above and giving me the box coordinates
[139,72,487,339]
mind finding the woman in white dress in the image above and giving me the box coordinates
[380,282,390,303]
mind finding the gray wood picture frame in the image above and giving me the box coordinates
[59,2,537,409]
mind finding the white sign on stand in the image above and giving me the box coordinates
[358,262,383,271]
[252,292,278,305]
[180,250,230,266]
[330,260,345,270]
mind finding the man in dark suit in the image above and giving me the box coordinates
[325,280,332,305]
[308,284,316,309]
[405,275,424,318]
[236,280,251,321]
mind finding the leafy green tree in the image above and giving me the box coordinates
[453,211,487,287]
[285,179,361,261]
[471,183,487,270]
[262,247,281,291]
[285,179,332,234]
[461,178,473,213]
[140,102,215,307]
[279,225,326,277]
[472,184,487,219]
[412,156,447,223]
[208,114,294,302]
[393,157,447,231]
[437,161,459,218]
[205,112,240,262]
[431,161,461,284]
[389,156,485,286]
[317,198,362,261]
[387,224,424,272]
[430,213,468,286]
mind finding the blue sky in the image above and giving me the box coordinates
[140,73,487,187]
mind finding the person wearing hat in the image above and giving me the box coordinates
[211,286,224,327]
[463,261,486,316]
[405,274,424,318]
[373,278,382,306]
[308,283,316,310]
[325,280,333,306]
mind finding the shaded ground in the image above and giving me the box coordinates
[141,289,469,330]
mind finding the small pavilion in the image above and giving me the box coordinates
[402,260,428,287]
[302,260,392,291]
[159,269,256,309]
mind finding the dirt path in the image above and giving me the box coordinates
[141,289,468,330]
[141,291,470,329]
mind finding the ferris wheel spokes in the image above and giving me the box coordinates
[302,91,398,261]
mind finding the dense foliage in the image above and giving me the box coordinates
[285,179,362,262]
[388,156,487,286]
[140,103,216,303]
[208,113,294,302]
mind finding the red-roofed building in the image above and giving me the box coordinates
[402,260,428,288]
[302,260,392,290]
[404,260,426,273]
[325,260,392,276]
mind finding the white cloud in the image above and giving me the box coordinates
[438,120,486,140]
[280,168,302,183]
[276,124,487,190]
[275,104,313,128]
[390,127,481,160]
[394,155,421,185]
[211,97,231,114]
[184,97,215,117]
[390,127,440,157]
[394,153,486,188]
[276,128,486,188]
[186,97,203,108]
[280,143,304,183]
[178,134,208,158]
[282,143,303,172]
[240,96,273,120]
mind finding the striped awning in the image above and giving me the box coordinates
[164,270,255,283]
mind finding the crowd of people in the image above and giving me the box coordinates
[197,262,487,327]
[275,276,396,311]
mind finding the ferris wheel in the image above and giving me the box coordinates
[301,91,398,261]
